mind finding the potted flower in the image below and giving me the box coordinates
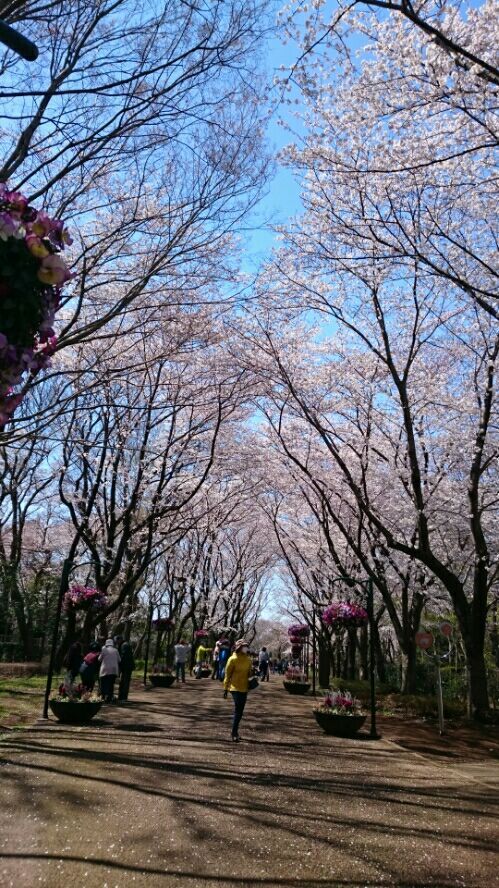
[313,690,366,737]
[149,664,175,688]
[50,683,102,724]
[283,667,310,695]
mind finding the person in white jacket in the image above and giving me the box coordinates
[99,638,120,702]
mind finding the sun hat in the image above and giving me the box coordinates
[234,638,249,652]
[104,638,114,647]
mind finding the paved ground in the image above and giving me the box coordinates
[0,679,498,888]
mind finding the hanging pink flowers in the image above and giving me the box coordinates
[321,602,368,631]
[0,183,73,428]
[63,585,108,612]
[287,623,310,638]
[152,617,175,631]
[194,629,210,639]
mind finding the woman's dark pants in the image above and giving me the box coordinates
[231,691,247,737]
[119,670,132,700]
[101,674,116,702]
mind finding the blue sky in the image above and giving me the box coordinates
[241,28,305,274]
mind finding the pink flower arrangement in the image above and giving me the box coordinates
[0,183,73,427]
[315,689,363,716]
[63,585,108,612]
[194,629,210,639]
[284,667,308,683]
[321,602,368,630]
[287,623,310,638]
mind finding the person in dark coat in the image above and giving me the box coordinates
[64,642,83,682]
[79,642,101,691]
[115,635,135,701]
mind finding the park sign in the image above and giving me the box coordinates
[415,630,434,651]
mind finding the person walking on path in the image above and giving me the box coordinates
[174,639,190,683]
[79,642,101,691]
[217,639,231,681]
[64,641,83,685]
[223,638,253,742]
[115,636,135,701]
[258,646,270,682]
[99,638,120,702]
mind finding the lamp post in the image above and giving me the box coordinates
[42,558,98,719]
[311,574,380,740]
[0,19,38,60]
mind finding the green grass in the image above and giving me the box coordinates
[327,677,466,720]
[0,674,60,731]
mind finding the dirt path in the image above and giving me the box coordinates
[1,678,498,888]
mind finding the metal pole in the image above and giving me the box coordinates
[312,606,317,696]
[367,577,379,739]
[143,601,154,687]
[42,557,72,718]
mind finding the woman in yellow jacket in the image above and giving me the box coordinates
[223,639,252,741]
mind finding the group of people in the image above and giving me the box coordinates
[64,636,135,703]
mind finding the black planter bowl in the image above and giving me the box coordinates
[200,668,211,678]
[283,680,311,695]
[149,674,175,688]
[313,711,366,736]
[49,700,102,724]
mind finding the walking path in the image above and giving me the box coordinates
[1,679,498,887]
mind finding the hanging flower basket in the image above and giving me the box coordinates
[152,617,175,631]
[287,623,310,638]
[321,602,368,631]
[194,629,210,639]
[63,585,108,612]
[0,184,73,428]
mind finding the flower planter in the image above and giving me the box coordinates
[313,711,366,736]
[283,680,310,695]
[49,700,102,724]
[149,674,175,688]
[200,667,211,678]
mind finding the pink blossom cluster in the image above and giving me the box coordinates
[194,628,210,639]
[63,585,108,612]
[321,601,368,630]
[0,183,73,427]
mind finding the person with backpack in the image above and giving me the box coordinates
[223,639,253,742]
[98,638,120,703]
[79,642,101,691]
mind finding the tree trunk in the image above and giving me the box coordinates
[359,625,368,680]
[373,620,386,684]
[400,642,418,694]
[318,634,330,688]
[466,645,489,718]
